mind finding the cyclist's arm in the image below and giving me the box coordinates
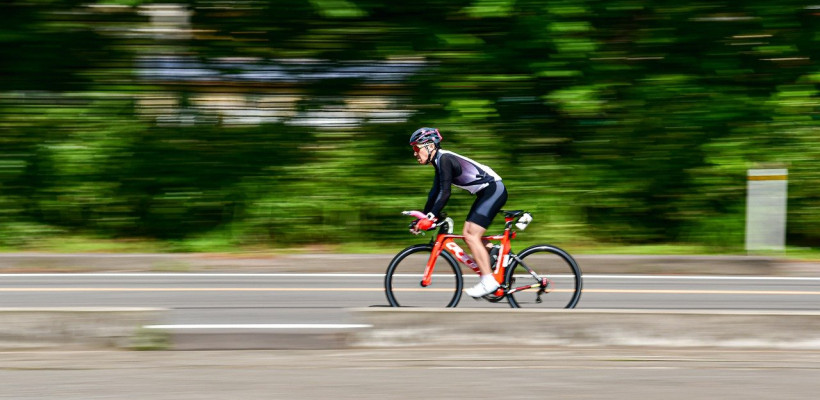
[423,170,439,215]
[424,155,459,219]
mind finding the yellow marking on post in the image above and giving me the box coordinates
[748,175,787,181]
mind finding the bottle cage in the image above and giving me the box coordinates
[515,212,532,230]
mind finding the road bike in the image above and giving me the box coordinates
[384,210,582,308]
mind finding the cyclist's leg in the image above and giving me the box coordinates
[467,195,495,250]
[463,222,492,276]
[465,180,508,231]
[464,181,508,297]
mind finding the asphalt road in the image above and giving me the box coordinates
[2,273,819,399]
[2,347,820,400]
[0,273,818,326]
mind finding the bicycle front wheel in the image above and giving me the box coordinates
[505,244,582,309]
[385,244,463,307]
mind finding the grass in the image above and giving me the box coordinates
[0,237,173,253]
[129,327,171,351]
[568,243,743,256]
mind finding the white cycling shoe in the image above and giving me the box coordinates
[465,279,500,298]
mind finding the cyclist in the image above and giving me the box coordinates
[408,127,508,297]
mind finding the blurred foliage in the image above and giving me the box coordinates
[0,0,818,251]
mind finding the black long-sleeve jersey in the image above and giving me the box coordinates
[423,149,502,219]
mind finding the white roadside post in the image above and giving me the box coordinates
[745,169,788,252]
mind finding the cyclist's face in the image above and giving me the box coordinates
[413,144,432,164]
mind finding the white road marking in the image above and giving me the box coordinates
[0,273,818,280]
[0,287,816,295]
[585,275,820,281]
[0,273,387,278]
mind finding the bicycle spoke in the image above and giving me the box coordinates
[385,245,463,307]
[505,245,582,309]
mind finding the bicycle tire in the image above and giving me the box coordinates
[505,244,582,309]
[385,244,464,307]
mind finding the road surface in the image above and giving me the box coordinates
[1,273,819,399]
[0,273,817,326]
[1,347,819,399]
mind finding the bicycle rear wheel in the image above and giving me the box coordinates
[505,244,582,309]
[385,244,463,307]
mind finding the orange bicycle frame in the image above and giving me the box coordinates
[420,216,518,287]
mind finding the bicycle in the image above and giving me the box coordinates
[384,209,582,308]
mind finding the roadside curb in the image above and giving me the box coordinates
[349,308,820,350]
[2,307,819,350]
[140,308,820,351]
[0,307,364,351]
[0,307,165,350]
[150,326,366,350]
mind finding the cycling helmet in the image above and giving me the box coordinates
[409,127,442,147]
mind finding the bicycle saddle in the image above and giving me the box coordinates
[502,210,525,218]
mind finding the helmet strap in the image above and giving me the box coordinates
[425,145,436,164]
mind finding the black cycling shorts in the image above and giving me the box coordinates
[466,180,508,229]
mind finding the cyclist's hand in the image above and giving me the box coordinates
[408,219,421,235]
[416,217,436,231]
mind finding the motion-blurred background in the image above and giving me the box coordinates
[0,0,817,253]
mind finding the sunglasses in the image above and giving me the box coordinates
[412,144,427,153]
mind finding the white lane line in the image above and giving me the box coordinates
[585,275,820,281]
[584,289,820,295]
[0,288,385,292]
[1,273,819,281]
[144,324,372,329]
[0,273,386,278]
